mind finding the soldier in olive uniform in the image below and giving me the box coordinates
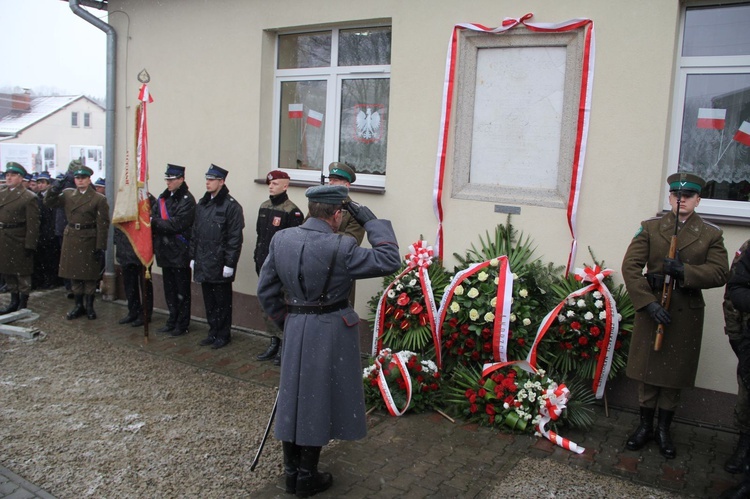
[0,162,40,313]
[622,172,728,459]
[45,164,110,320]
[258,185,400,497]
[254,170,304,364]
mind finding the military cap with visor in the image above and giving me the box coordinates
[305,185,349,205]
[73,164,94,177]
[164,163,186,179]
[205,164,228,180]
[5,162,27,176]
[667,172,706,194]
[328,162,356,183]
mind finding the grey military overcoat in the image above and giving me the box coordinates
[622,210,728,389]
[45,187,110,281]
[257,217,400,446]
[0,186,40,275]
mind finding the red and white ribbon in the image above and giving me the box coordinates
[438,256,513,365]
[372,241,440,361]
[432,14,595,273]
[526,266,619,399]
[374,350,413,417]
[536,382,585,454]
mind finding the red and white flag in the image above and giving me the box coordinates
[307,109,323,127]
[697,108,726,130]
[734,121,750,146]
[288,103,303,119]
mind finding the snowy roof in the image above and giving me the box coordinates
[0,95,102,136]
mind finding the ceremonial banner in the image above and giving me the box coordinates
[432,13,595,275]
[113,84,154,269]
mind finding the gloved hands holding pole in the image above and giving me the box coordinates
[663,257,685,281]
[644,301,671,325]
[345,200,377,226]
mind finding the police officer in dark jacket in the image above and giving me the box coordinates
[254,170,303,364]
[33,171,60,290]
[190,164,244,349]
[151,164,196,336]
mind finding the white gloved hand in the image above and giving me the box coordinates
[190,260,195,271]
[222,266,234,278]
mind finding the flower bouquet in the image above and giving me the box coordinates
[363,349,444,415]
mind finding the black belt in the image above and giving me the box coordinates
[0,222,25,229]
[68,223,96,230]
[287,300,349,315]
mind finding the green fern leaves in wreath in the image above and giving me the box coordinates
[454,216,538,272]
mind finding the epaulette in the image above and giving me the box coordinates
[63,187,75,191]
[704,220,722,231]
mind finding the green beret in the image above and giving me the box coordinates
[73,165,94,177]
[667,172,706,194]
[5,162,27,176]
[328,162,356,183]
[305,185,348,205]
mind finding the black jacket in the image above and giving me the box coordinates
[151,182,196,268]
[729,247,750,314]
[254,192,303,274]
[190,184,245,283]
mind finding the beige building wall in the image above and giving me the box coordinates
[108,0,745,395]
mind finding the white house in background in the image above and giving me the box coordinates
[0,92,105,180]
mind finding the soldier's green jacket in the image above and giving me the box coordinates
[622,210,728,389]
[44,187,110,281]
[0,186,39,275]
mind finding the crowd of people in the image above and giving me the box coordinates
[6,160,750,497]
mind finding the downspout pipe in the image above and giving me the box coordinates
[69,0,118,300]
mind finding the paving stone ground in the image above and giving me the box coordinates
[0,288,746,498]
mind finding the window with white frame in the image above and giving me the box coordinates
[273,25,391,188]
[669,2,750,218]
[83,112,91,128]
[71,112,79,127]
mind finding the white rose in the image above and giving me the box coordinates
[576,299,586,308]
[595,300,604,309]
[469,309,480,321]
[519,289,528,298]
[478,271,489,282]
[566,310,575,318]
[490,258,499,267]
[599,311,607,320]
[593,291,602,299]
[454,285,464,296]
[490,297,497,307]
[557,314,566,322]
[584,312,594,320]
[523,318,531,326]
[467,287,479,299]
[510,313,517,322]
[494,277,499,285]
[512,273,519,280]
[450,301,460,313]
[484,312,495,322]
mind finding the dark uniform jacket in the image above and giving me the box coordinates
[190,184,244,284]
[622,210,728,389]
[151,182,196,269]
[0,185,40,275]
[36,191,57,249]
[253,191,303,274]
[257,217,400,446]
[44,186,110,281]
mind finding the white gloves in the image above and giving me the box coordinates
[223,266,234,278]
[190,260,195,271]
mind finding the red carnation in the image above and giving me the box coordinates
[486,404,496,416]
[465,338,476,349]
[478,388,487,398]
[397,293,410,306]
[578,336,589,346]
[430,383,438,391]
[570,321,581,330]
[470,403,478,414]
[517,338,525,346]
[589,326,601,337]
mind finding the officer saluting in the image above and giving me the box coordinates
[257,185,400,497]
[45,163,110,320]
[622,172,728,459]
[0,162,40,313]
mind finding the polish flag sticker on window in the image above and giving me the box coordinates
[307,109,324,127]
[696,108,726,130]
[355,104,383,143]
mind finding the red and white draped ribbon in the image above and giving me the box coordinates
[437,256,513,366]
[136,84,153,184]
[526,266,619,399]
[372,241,440,361]
[432,13,595,274]
[482,359,584,454]
[374,350,413,417]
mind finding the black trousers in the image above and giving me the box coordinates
[122,264,153,318]
[162,266,192,330]
[201,282,232,341]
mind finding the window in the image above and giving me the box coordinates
[668,3,750,218]
[71,112,79,127]
[273,25,391,187]
[83,113,91,128]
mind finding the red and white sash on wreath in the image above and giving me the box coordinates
[374,350,413,417]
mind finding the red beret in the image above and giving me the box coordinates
[266,170,290,184]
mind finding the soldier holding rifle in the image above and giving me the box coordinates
[621,172,728,459]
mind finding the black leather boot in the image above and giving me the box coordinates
[296,446,332,498]
[720,475,750,498]
[726,433,750,474]
[18,294,29,310]
[66,295,86,320]
[85,295,97,320]
[626,407,655,451]
[257,337,281,361]
[283,441,301,494]
[654,409,676,459]
[0,292,20,314]
[273,349,282,366]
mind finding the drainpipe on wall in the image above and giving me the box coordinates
[68,0,118,300]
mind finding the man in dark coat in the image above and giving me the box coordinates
[53,165,77,298]
[622,172,728,459]
[33,172,61,290]
[254,169,304,365]
[45,164,110,320]
[257,185,400,497]
[0,162,40,313]
[190,164,244,350]
[151,164,196,336]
